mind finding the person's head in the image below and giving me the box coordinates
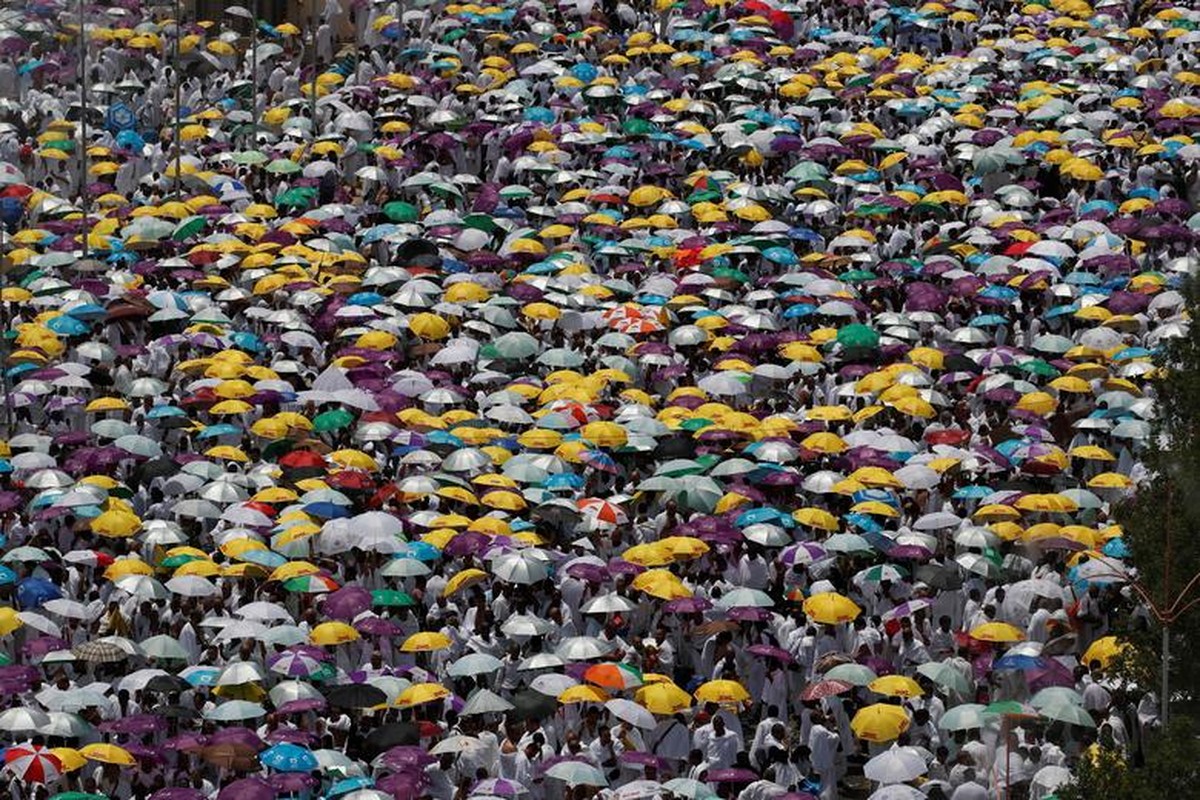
[712,715,725,735]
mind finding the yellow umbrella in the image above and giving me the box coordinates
[694,679,750,704]
[559,685,610,704]
[80,743,137,766]
[636,681,694,714]
[91,509,141,538]
[802,592,862,624]
[969,622,1025,642]
[800,432,847,454]
[309,621,360,646]
[851,704,910,742]
[443,568,489,596]
[409,312,451,340]
[1014,493,1078,513]
[401,631,453,652]
[792,508,839,532]
[328,449,378,470]
[622,542,674,567]
[579,421,628,448]
[396,682,451,708]
[50,747,87,773]
[631,569,692,600]
[1081,636,1124,668]
[0,607,22,636]
[868,675,924,698]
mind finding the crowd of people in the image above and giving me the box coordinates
[0,0,1195,799]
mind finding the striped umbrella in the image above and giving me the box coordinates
[4,744,63,783]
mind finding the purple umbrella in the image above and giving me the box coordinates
[746,644,794,663]
[104,714,167,735]
[377,770,430,800]
[377,746,437,770]
[217,777,276,800]
[151,790,206,800]
[209,728,264,750]
[706,768,759,783]
[322,585,372,621]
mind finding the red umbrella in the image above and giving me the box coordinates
[800,679,854,701]
[4,744,62,784]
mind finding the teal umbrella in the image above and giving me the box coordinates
[836,324,880,349]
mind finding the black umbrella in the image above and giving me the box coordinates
[145,674,192,695]
[509,690,557,721]
[363,721,420,754]
[324,684,388,709]
[135,457,180,481]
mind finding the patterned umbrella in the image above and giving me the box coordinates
[4,744,63,784]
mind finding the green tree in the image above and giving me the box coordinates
[1056,720,1200,800]
[1112,280,1200,720]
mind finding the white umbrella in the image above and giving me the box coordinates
[0,707,50,732]
[447,653,504,677]
[165,575,219,597]
[556,637,612,661]
[581,595,637,614]
[491,552,550,584]
[605,698,656,730]
[531,674,578,696]
[863,746,927,785]
[429,735,482,756]
[461,689,515,716]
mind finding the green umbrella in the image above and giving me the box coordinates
[1040,701,1096,728]
[839,269,878,282]
[1017,359,1060,378]
[372,589,415,607]
[937,703,988,731]
[490,331,540,359]
[275,187,316,207]
[41,140,74,152]
[382,201,419,223]
[679,417,714,433]
[984,699,1032,716]
[824,663,877,686]
[230,150,269,165]
[159,554,204,569]
[172,215,207,240]
[312,408,355,432]
[671,476,723,513]
[50,793,109,800]
[266,158,302,174]
[917,662,972,695]
[463,212,501,232]
[499,185,534,200]
[710,266,750,283]
[622,118,655,136]
[836,323,880,349]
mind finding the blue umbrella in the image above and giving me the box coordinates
[303,502,351,520]
[329,776,375,797]
[16,577,61,609]
[992,654,1046,671]
[398,541,441,561]
[260,742,318,772]
[735,507,795,528]
[46,316,90,335]
[197,424,242,439]
[1102,538,1131,558]
[0,565,16,585]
